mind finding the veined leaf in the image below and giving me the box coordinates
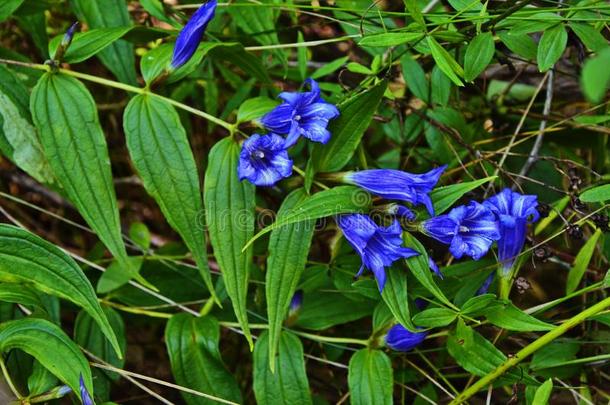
[427,36,464,86]
[236,96,278,124]
[243,186,371,251]
[253,331,312,404]
[498,31,537,60]
[0,318,93,398]
[381,265,416,331]
[359,32,424,47]
[295,291,375,330]
[348,349,393,405]
[413,307,458,328]
[30,73,145,286]
[311,80,387,173]
[165,314,242,405]
[49,27,133,64]
[401,53,429,103]
[464,32,495,82]
[204,138,255,348]
[266,189,315,371]
[484,301,553,331]
[430,176,496,215]
[580,184,610,203]
[537,24,567,72]
[0,224,121,356]
[403,0,426,29]
[124,94,216,300]
[566,228,602,294]
[70,0,137,85]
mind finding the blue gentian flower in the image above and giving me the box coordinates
[337,214,419,291]
[344,165,447,217]
[421,201,500,260]
[483,188,539,272]
[288,290,303,318]
[385,324,427,352]
[261,78,340,147]
[428,257,443,278]
[79,375,94,405]
[476,273,495,295]
[238,134,293,186]
[170,0,217,69]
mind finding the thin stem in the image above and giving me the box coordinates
[0,357,22,400]
[451,295,610,404]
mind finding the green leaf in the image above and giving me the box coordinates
[0,0,24,22]
[566,228,602,294]
[581,47,610,103]
[140,0,178,27]
[507,12,561,35]
[229,0,279,47]
[165,314,242,405]
[464,32,495,82]
[359,32,424,47]
[403,0,426,28]
[123,94,216,300]
[253,331,312,405]
[210,43,272,84]
[498,31,537,60]
[204,138,255,348]
[75,308,126,400]
[381,266,415,330]
[30,73,143,286]
[569,23,608,52]
[460,294,496,315]
[0,318,93,398]
[413,307,457,328]
[70,0,137,85]
[348,349,393,405]
[401,53,429,102]
[0,224,122,356]
[311,80,387,173]
[236,96,279,124]
[311,56,349,80]
[49,27,133,63]
[295,292,375,330]
[532,379,553,405]
[404,233,457,310]
[266,189,315,371]
[484,301,553,331]
[427,36,464,86]
[429,176,496,216]
[580,184,610,202]
[537,24,567,72]
[243,186,371,251]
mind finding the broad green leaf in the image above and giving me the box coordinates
[229,0,279,47]
[243,186,371,251]
[165,314,242,405]
[429,176,496,216]
[529,341,580,370]
[97,257,143,294]
[30,73,143,286]
[236,96,278,124]
[581,47,610,103]
[464,32,495,82]
[295,291,375,330]
[0,0,24,22]
[348,349,393,405]
[75,308,126,401]
[507,12,562,35]
[427,36,464,86]
[311,80,387,173]
[569,23,608,52]
[413,307,457,328]
[129,222,151,251]
[0,318,93,398]
[49,27,133,63]
[0,224,121,355]
[498,31,537,60]
[381,266,415,330]
[580,184,610,202]
[204,138,255,348]
[253,331,312,405]
[401,53,429,102]
[460,294,496,315]
[532,379,553,405]
[123,94,216,299]
[266,189,315,371]
[537,24,567,72]
[566,228,602,294]
[359,32,424,47]
[210,43,272,84]
[70,0,137,85]
[484,302,553,331]
[0,283,48,311]
[404,233,457,310]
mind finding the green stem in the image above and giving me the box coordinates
[450,295,610,404]
[0,357,22,400]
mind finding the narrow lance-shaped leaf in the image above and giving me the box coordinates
[48,27,133,64]
[464,32,495,82]
[0,318,94,400]
[253,331,312,404]
[427,36,464,86]
[266,188,315,371]
[165,314,242,405]
[537,23,567,72]
[204,138,255,348]
[381,265,416,331]
[348,349,393,405]
[30,72,144,286]
[124,94,217,301]
[566,228,602,294]
[0,224,122,356]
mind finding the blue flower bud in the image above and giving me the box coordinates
[385,324,427,352]
[170,0,217,69]
[79,374,94,405]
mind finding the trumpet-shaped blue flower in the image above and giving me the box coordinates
[261,79,339,147]
[170,0,217,69]
[385,324,427,352]
[238,134,293,186]
[337,214,418,291]
[483,188,539,272]
[421,201,500,260]
[80,375,94,405]
[344,165,447,217]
